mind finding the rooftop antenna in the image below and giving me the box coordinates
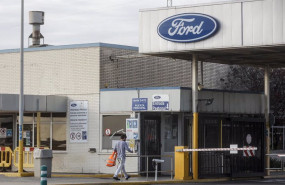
[167,0,172,7]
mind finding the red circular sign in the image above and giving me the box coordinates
[105,129,111,136]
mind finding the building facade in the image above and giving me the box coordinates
[0,43,233,173]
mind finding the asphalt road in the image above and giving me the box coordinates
[153,178,285,185]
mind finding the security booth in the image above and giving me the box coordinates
[139,0,285,179]
[100,87,265,178]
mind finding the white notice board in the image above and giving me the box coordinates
[69,101,88,143]
[126,119,139,140]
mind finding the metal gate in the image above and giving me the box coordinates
[140,113,161,176]
[198,115,265,178]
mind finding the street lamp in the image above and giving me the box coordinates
[18,0,24,174]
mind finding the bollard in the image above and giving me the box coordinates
[41,165,47,185]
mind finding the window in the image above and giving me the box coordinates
[164,114,178,152]
[35,113,51,148]
[102,115,130,150]
[271,126,284,150]
[52,113,66,150]
[17,112,66,150]
[0,115,13,148]
[17,113,34,147]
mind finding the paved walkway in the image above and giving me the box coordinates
[0,172,284,185]
[0,175,177,185]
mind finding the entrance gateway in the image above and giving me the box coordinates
[139,0,285,179]
[100,87,265,178]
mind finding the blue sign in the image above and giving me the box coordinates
[132,98,148,111]
[6,129,12,137]
[152,94,169,111]
[157,13,219,43]
[152,102,169,111]
[19,125,22,140]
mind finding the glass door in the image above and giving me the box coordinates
[161,113,179,175]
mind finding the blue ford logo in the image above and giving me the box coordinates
[154,96,161,99]
[71,103,77,107]
[157,13,219,43]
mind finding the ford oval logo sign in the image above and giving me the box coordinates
[71,103,77,107]
[157,13,219,43]
[154,96,161,99]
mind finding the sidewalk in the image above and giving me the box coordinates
[0,172,284,185]
[0,174,185,185]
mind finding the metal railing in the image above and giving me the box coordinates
[14,147,48,168]
[266,154,285,171]
[125,155,174,181]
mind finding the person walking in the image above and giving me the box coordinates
[113,134,133,181]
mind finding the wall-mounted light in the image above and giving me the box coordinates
[198,98,214,106]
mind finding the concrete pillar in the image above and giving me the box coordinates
[264,66,270,176]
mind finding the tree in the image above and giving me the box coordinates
[222,66,285,123]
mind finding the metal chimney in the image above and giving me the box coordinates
[29,11,45,47]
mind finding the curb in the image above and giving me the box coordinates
[54,177,231,185]
[52,174,141,178]
[0,172,34,177]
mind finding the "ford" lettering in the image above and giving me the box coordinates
[157,13,219,43]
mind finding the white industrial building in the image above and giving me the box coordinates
[0,0,283,178]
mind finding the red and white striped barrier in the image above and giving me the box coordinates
[176,147,257,152]
[243,146,255,157]
[23,147,46,152]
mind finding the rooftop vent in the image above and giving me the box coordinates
[28,11,46,47]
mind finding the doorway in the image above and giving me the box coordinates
[140,113,161,176]
[0,115,14,149]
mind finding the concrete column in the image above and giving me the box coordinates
[264,66,270,176]
[192,54,199,180]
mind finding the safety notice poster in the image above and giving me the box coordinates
[69,100,88,143]
[126,119,139,140]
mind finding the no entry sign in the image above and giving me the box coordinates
[105,129,111,136]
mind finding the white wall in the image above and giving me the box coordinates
[0,47,101,173]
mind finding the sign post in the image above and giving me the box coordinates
[18,0,25,175]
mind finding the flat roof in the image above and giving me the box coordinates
[140,0,261,12]
[0,42,138,54]
[100,87,263,94]
[151,45,285,68]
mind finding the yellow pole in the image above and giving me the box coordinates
[192,113,198,180]
[37,112,41,147]
[192,54,199,180]
[18,140,24,173]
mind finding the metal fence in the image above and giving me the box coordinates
[266,154,285,171]
[198,151,264,178]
